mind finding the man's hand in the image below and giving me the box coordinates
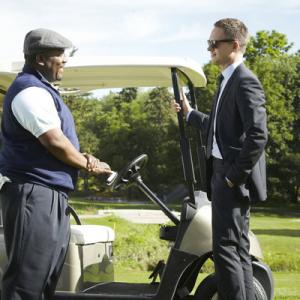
[83,153,112,175]
[83,153,100,172]
[225,177,235,188]
[93,161,113,175]
[171,99,181,113]
[171,93,192,115]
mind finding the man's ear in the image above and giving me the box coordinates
[233,40,240,52]
[35,54,45,66]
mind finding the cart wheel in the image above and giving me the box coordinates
[193,273,267,300]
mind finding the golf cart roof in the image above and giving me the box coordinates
[0,56,206,101]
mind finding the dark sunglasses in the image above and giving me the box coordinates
[207,39,235,50]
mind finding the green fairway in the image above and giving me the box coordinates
[251,213,300,273]
[273,272,300,299]
[250,213,300,299]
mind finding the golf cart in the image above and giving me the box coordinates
[0,57,274,299]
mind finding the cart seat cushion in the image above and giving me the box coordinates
[70,225,115,244]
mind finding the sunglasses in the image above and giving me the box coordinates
[207,39,235,50]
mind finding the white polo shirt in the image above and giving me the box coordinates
[11,86,61,138]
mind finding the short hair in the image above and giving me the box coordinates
[24,53,37,66]
[214,18,249,53]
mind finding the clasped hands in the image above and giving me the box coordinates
[83,153,113,175]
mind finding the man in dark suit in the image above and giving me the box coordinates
[174,18,268,299]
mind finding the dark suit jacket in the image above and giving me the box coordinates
[188,63,268,202]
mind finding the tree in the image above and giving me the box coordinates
[194,63,220,113]
[245,30,293,65]
[119,88,138,103]
[112,88,138,109]
[245,32,299,202]
[143,88,181,189]
[63,94,103,192]
[279,53,300,202]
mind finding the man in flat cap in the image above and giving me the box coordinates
[0,28,112,299]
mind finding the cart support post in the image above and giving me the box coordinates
[171,68,195,204]
[188,82,207,191]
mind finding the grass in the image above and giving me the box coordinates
[69,196,300,299]
[251,213,300,272]
[250,213,300,299]
[81,216,170,271]
[273,272,300,299]
[69,196,164,215]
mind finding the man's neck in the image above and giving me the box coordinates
[220,53,243,71]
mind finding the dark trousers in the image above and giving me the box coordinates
[211,159,254,300]
[0,182,70,300]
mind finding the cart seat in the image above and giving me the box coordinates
[70,225,115,245]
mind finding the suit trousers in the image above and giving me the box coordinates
[0,182,70,300]
[211,158,254,300]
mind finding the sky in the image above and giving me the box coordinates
[0,0,299,69]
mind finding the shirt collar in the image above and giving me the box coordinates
[22,64,60,93]
[221,59,243,82]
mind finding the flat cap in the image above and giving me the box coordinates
[23,28,73,55]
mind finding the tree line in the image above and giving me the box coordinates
[64,30,299,204]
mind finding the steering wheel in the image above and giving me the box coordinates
[107,154,148,190]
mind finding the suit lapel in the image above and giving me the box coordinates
[216,63,243,117]
[209,74,224,129]
[206,64,244,157]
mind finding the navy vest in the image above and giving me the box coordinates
[0,65,79,191]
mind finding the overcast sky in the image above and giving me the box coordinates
[0,0,299,68]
